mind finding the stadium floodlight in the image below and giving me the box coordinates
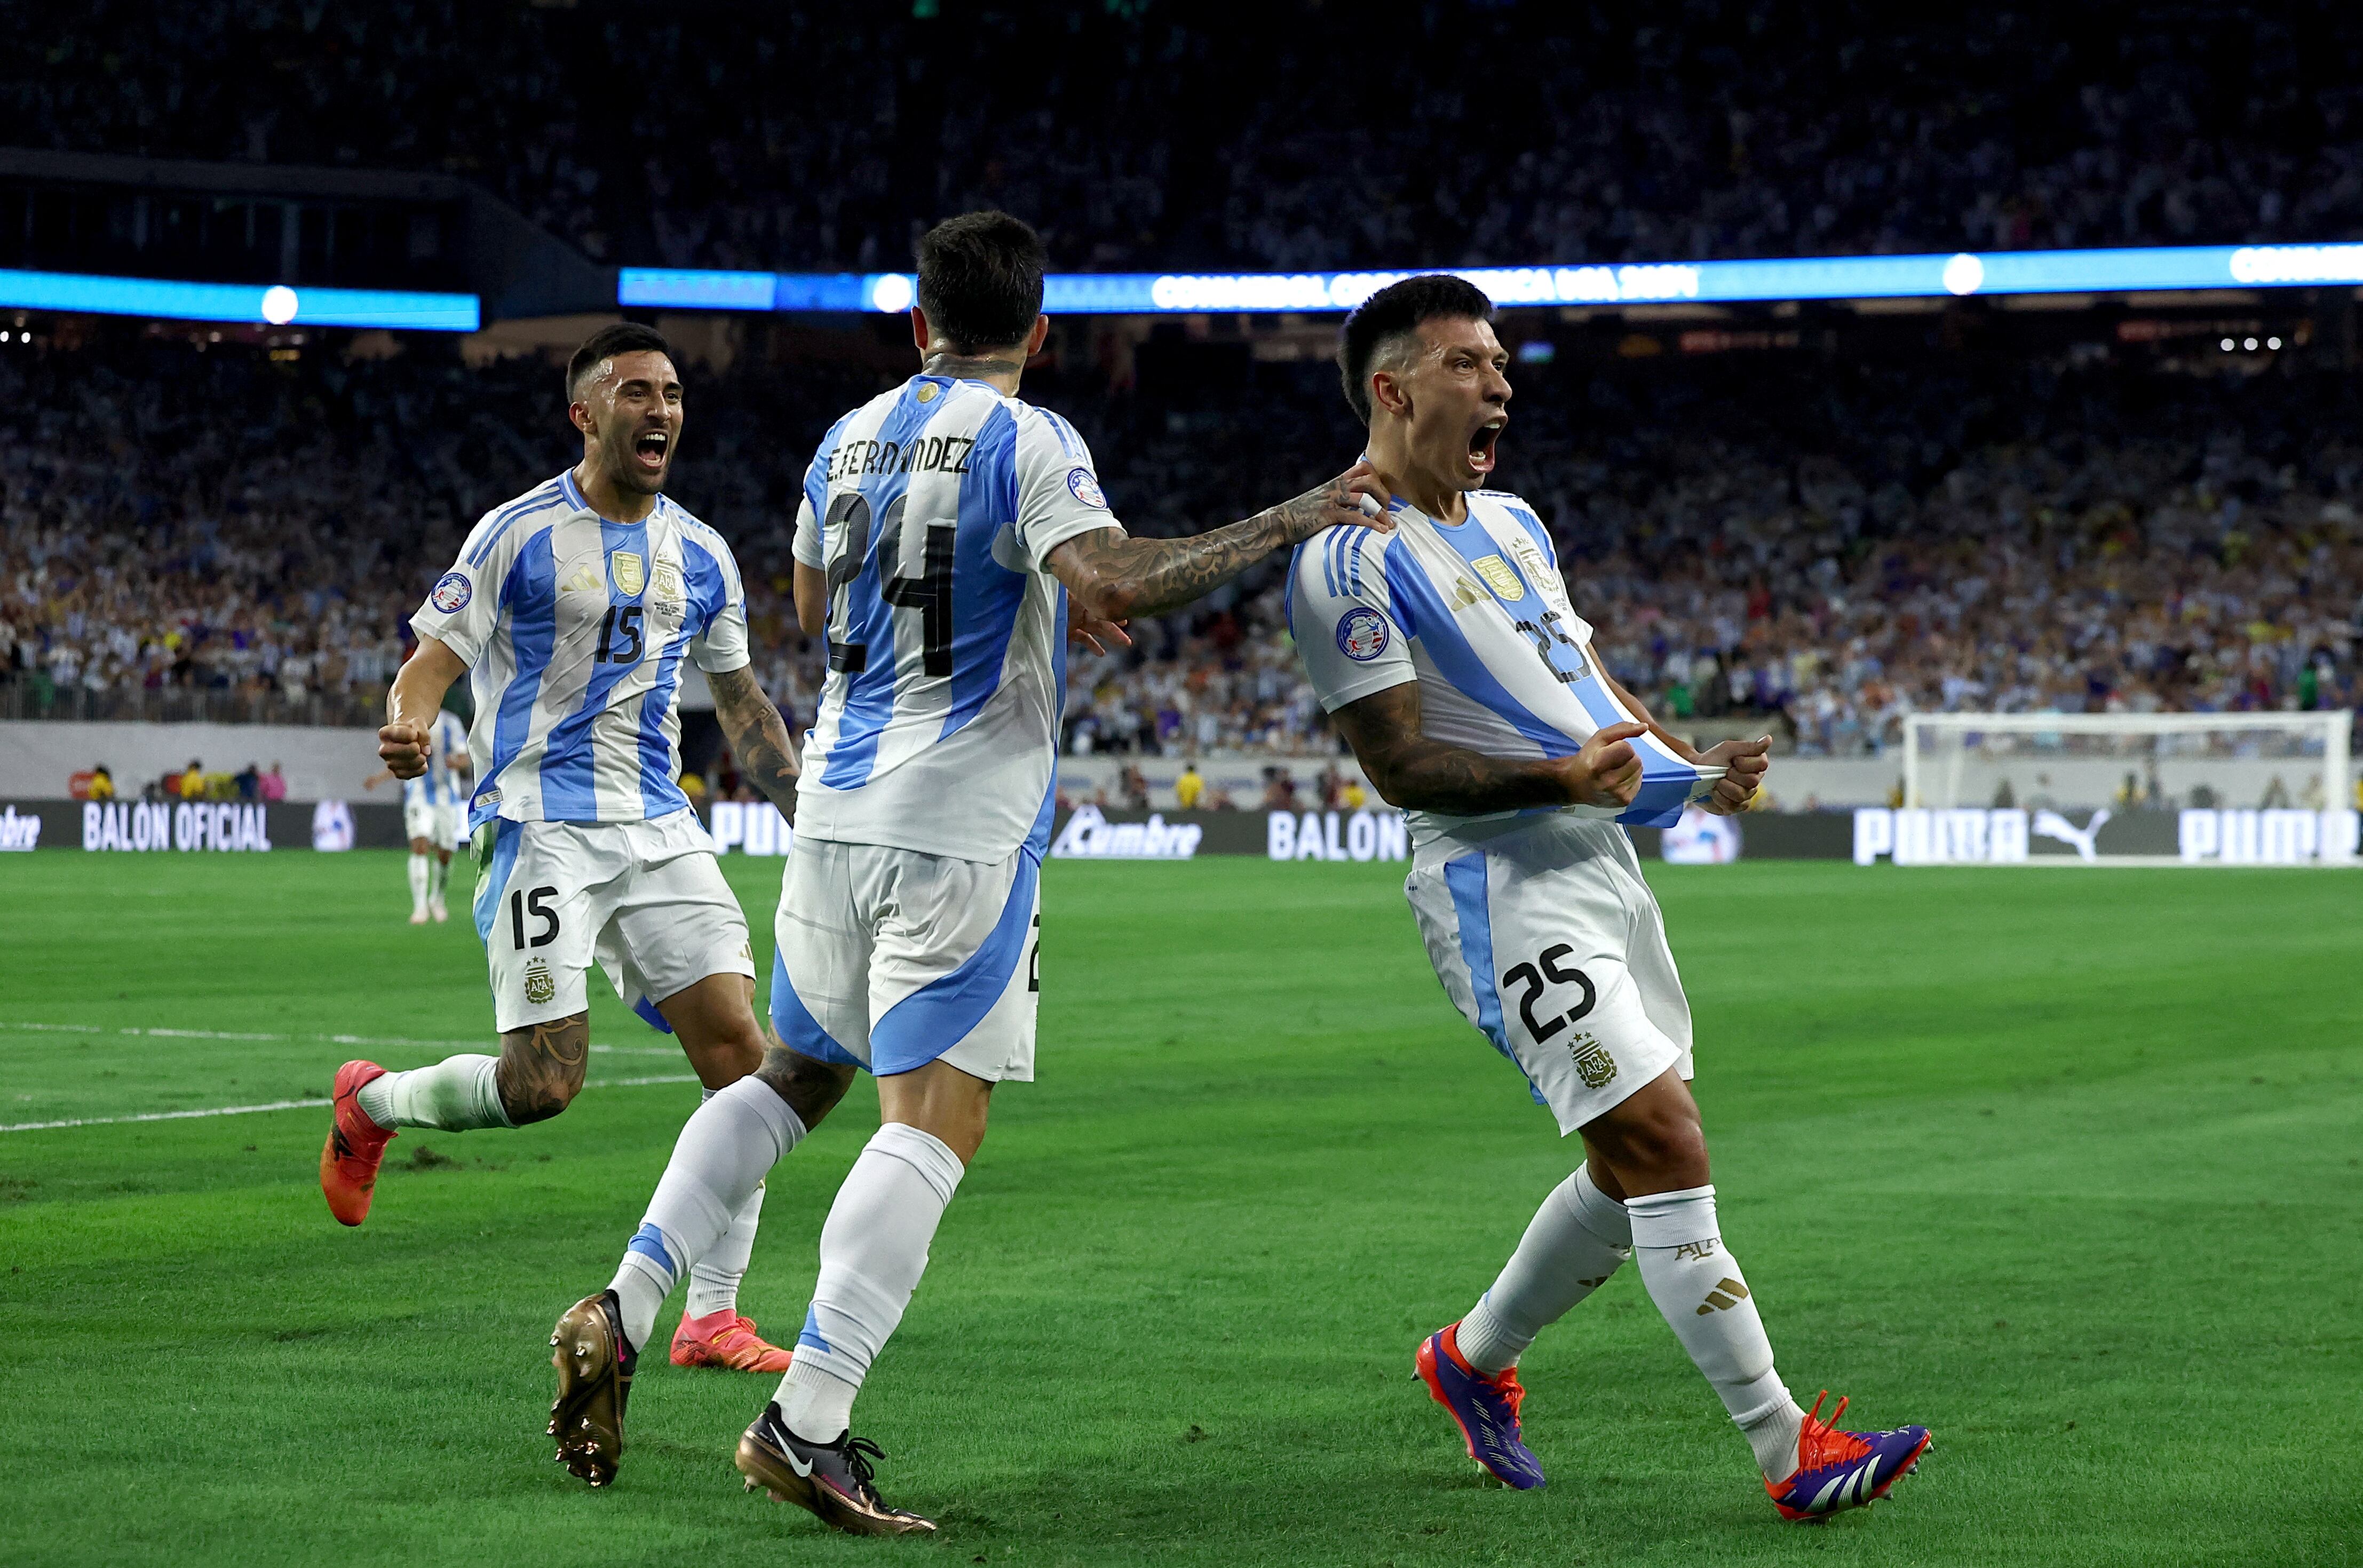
[0,267,480,331]
[621,241,2363,317]
[1895,710,2357,865]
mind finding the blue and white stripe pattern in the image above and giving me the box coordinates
[411,471,751,829]
[1289,489,1715,850]
[790,375,1119,862]
[401,710,472,811]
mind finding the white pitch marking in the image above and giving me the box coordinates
[0,1022,679,1056]
[0,1074,704,1134]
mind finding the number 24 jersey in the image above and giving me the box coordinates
[791,375,1120,863]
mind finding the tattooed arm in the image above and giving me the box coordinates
[707,665,802,822]
[1329,681,1648,816]
[1046,461,1389,622]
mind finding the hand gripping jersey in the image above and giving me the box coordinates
[791,375,1121,861]
[401,710,471,811]
[1288,490,1717,855]
[411,470,751,830]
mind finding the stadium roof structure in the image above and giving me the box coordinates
[622,242,2363,317]
[0,267,480,331]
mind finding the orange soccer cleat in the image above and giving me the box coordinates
[319,1060,397,1226]
[671,1308,796,1373]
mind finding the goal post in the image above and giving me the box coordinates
[1901,710,2350,814]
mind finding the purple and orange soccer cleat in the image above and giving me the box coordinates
[1765,1390,1932,1521]
[319,1060,397,1226]
[1415,1322,1546,1490]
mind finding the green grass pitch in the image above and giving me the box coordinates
[2,848,2358,1567]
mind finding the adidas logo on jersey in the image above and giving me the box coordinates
[560,563,605,593]
[1447,576,1488,610]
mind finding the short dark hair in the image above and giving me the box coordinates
[1336,274,1495,423]
[916,211,1047,355]
[566,323,673,400]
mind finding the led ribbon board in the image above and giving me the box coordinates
[0,269,481,331]
[622,243,2363,316]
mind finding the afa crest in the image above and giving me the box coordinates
[651,561,685,602]
[610,552,646,597]
[1471,555,1526,602]
[1569,1031,1618,1089]
[524,959,556,1006]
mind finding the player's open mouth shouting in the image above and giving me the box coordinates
[1467,411,1506,478]
[632,426,671,477]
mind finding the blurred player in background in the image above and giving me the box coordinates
[1288,276,1931,1521]
[363,705,470,924]
[324,323,811,1377]
[544,211,1384,1527]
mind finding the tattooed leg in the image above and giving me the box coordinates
[495,1012,591,1125]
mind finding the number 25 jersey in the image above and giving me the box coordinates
[791,375,1120,862]
[1287,490,1714,855]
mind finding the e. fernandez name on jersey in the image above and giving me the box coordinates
[821,433,978,484]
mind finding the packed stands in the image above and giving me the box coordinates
[12,4,2363,273]
[5,332,2356,757]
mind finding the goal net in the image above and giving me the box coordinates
[1886,711,2357,865]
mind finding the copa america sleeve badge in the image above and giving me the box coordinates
[429,570,472,614]
[1066,466,1108,510]
[1336,606,1391,661]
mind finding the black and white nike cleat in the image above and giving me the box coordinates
[734,1401,937,1537]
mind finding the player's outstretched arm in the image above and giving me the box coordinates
[1047,461,1389,622]
[1331,682,1648,815]
[708,666,802,822]
[379,636,467,779]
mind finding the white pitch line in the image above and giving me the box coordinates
[0,1022,679,1056]
[0,1074,703,1134]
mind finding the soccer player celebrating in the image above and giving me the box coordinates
[1286,276,1931,1520]
[323,324,810,1375]
[362,705,470,924]
[543,211,1385,1525]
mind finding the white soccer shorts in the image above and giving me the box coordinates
[471,810,754,1033]
[405,797,458,849]
[771,834,1040,1084]
[1403,817,1694,1136]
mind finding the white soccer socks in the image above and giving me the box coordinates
[608,1077,807,1351]
[406,851,431,915]
[354,1056,512,1133]
[427,854,449,906]
[775,1121,966,1442]
[1456,1163,1634,1375]
[1627,1184,1805,1479]
[684,1180,767,1319]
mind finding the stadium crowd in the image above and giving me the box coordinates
[4,334,2358,759]
[12,4,2363,273]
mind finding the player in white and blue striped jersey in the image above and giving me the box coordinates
[1294,276,1930,1521]
[362,706,469,923]
[322,326,821,1402]
[580,212,1384,1526]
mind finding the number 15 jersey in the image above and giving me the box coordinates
[791,375,1121,862]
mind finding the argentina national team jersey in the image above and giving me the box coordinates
[411,471,751,830]
[401,710,471,810]
[791,375,1121,862]
[1288,489,1718,853]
